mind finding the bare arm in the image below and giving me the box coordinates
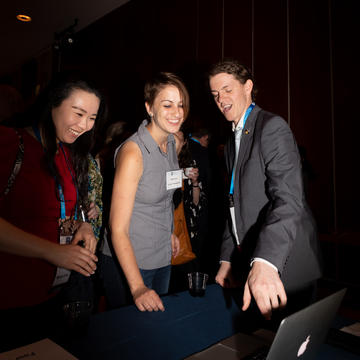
[109,141,164,312]
[187,167,200,206]
[0,217,97,276]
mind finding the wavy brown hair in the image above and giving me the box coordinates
[144,72,190,120]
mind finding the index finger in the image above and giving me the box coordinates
[149,291,165,312]
[88,238,97,254]
[82,233,97,253]
[156,297,165,312]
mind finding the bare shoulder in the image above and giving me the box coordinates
[115,140,142,167]
[113,140,143,186]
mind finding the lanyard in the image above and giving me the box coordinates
[229,103,255,195]
[32,125,78,220]
[190,136,201,145]
[59,143,78,220]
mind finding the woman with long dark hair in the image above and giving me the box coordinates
[0,77,106,350]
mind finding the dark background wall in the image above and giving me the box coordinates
[3,0,359,284]
[59,0,358,232]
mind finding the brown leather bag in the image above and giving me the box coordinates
[171,198,196,265]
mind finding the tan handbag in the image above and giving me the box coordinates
[171,197,196,265]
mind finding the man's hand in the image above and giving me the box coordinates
[132,285,165,312]
[242,261,287,320]
[215,261,239,288]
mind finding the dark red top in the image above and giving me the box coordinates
[0,126,77,308]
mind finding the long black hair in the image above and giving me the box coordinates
[33,77,107,210]
[177,130,193,169]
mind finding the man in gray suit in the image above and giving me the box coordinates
[209,60,321,320]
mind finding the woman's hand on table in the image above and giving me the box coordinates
[132,285,165,312]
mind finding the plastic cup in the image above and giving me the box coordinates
[187,272,208,297]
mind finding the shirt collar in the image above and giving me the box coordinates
[138,119,175,154]
[232,102,255,132]
[232,112,246,133]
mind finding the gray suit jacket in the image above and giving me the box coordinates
[221,105,322,293]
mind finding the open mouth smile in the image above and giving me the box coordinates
[222,104,232,113]
[69,128,81,137]
[168,119,181,124]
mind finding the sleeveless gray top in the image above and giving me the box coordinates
[111,120,179,269]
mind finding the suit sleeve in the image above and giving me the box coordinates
[253,116,305,274]
[220,218,235,261]
[220,139,235,262]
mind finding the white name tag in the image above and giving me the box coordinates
[166,169,182,190]
[229,206,240,246]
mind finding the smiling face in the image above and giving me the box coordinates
[209,73,253,126]
[145,85,185,136]
[51,89,100,144]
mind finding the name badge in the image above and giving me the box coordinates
[52,217,80,288]
[166,169,182,190]
[229,206,240,246]
[52,235,72,288]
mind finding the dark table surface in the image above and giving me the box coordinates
[63,284,359,360]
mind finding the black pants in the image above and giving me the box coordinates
[0,272,95,352]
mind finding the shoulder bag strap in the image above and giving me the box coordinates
[1,129,24,197]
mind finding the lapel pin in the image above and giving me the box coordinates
[244,129,250,135]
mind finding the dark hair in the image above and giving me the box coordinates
[208,59,258,101]
[175,130,192,169]
[144,72,190,120]
[190,127,211,139]
[173,129,192,210]
[34,77,106,209]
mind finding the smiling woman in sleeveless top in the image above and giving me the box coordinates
[109,72,190,312]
